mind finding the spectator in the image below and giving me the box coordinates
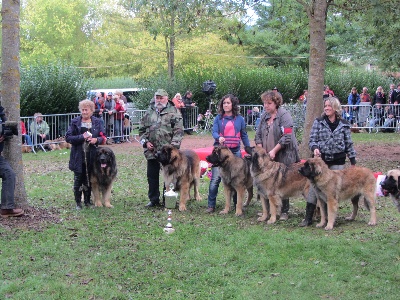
[206,94,250,213]
[360,87,371,103]
[372,86,386,105]
[139,89,183,207]
[299,97,356,227]
[113,93,126,144]
[181,90,196,134]
[93,96,105,118]
[255,90,300,221]
[104,92,116,142]
[299,90,308,105]
[115,90,127,104]
[381,101,399,133]
[0,106,24,217]
[20,120,32,146]
[347,87,360,125]
[368,103,385,131]
[30,112,50,144]
[390,83,400,104]
[246,107,260,125]
[65,99,106,209]
[323,85,335,98]
[388,84,396,103]
[172,93,185,111]
[123,113,131,141]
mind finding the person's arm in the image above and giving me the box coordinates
[43,121,50,135]
[343,124,356,165]
[211,115,220,141]
[239,117,250,147]
[170,112,184,148]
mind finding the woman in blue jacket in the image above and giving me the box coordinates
[206,94,250,213]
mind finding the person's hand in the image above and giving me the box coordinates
[83,131,91,139]
[313,148,321,157]
[108,110,113,115]
[99,109,103,113]
[40,134,46,139]
[191,103,196,107]
[268,149,276,160]
[218,137,225,145]
[146,141,154,150]
[87,137,97,144]
[0,136,4,143]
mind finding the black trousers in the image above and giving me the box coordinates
[147,159,166,204]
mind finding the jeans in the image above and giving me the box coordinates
[0,156,16,209]
[207,148,241,208]
[307,164,345,205]
[23,134,33,146]
[114,119,122,143]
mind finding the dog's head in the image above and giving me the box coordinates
[298,158,323,179]
[96,147,116,169]
[380,169,400,195]
[206,146,230,166]
[155,144,177,166]
[245,146,271,174]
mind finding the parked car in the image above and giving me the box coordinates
[87,88,144,116]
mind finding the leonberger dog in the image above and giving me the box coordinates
[380,169,400,212]
[206,146,253,216]
[299,157,377,230]
[90,146,117,208]
[156,144,201,211]
[245,146,309,224]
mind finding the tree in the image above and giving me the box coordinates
[1,0,28,206]
[126,0,246,78]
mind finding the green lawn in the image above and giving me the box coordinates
[1,136,400,300]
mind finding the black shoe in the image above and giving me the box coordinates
[185,130,193,135]
[145,201,161,207]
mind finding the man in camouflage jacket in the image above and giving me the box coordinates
[139,89,184,207]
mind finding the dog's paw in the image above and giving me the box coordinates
[195,196,202,202]
[179,205,187,211]
[235,211,243,217]
[316,222,326,228]
[257,214,268,222]
[324,224,334,230]
[267,217,276,224]
[368,220,377,226]
[105,204,114,208]
[219,209,229,215]
[94,203,103,207]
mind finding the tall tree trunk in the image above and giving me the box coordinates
[299,1,328,158]
[167,10,175,79]
[1,0,28,206]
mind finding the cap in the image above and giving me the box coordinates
[107,92,113,96]
[155,89,168,97]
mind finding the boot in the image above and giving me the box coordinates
[74,189,82,210]
[299,203,316,227]
[83,186,93,208]
[280,198,290,221]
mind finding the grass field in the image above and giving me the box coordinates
[1,134,400,300]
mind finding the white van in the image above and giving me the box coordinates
[87,88,144,116]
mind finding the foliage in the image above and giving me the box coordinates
[1,139,400,299]
[90,77,138,89]
[20,63,92,116]
[133,66,391,113]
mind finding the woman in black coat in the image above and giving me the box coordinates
[66,99,106,209]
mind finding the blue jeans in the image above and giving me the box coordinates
[207,148,241,208]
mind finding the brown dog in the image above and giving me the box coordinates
[156,145,201,211]
[206,146,253,216]
[245,146,309,224]
[299,157,377,230]
[380,169,400,212]
[90,146,117,208]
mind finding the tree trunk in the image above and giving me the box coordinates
[167,10,175,79]
[299,1,328,158]
[1,0,28,206]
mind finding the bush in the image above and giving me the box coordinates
[21,63,92,116]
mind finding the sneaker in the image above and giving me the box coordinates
[0,208,24,218]
[206,207,215,213]
[145,201,161,207]
[76,203,83,210]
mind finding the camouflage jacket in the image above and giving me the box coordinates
[139,102,183,160]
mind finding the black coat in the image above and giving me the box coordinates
[66,115,105,173]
